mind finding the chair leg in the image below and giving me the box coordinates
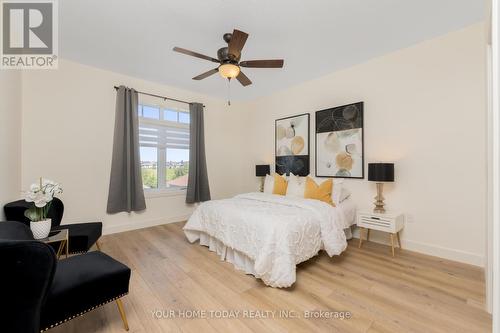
[95,241,101,251]
[116,299,129,331]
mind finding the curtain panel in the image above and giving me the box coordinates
[186,102,211,203]
[107,86,146,213]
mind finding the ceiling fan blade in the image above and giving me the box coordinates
[228,29,249,58]
[236,71,252,86]
[240,59,284,68]
[173,47,219,63]
[193,68,219,80]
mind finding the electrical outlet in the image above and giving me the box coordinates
[406,214,414,223]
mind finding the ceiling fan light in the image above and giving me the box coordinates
[219,63,240,79]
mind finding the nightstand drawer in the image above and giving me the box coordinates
[357,213,404,233]
[359,216,391,228]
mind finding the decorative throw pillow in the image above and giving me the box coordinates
[304,177,334,206]
[263,174,274,193]
[286,173,305,198]
[311,176,343,205]
[272,174,288,195]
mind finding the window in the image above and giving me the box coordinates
[139,104,190,192]
[142,105,160,119]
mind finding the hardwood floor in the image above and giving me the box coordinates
[50,222,491,333]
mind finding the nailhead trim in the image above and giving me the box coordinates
[68,250,88,255]
[69,247,102,255]
[39,293,128,332]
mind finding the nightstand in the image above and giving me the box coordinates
[357,211,404,256]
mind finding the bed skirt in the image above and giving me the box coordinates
[194,227,353,277]
[198,232,257,275]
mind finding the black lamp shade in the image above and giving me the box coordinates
[255,165,270,177]
[368,163,394,182]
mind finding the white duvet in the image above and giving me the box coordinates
[183,192,347,287]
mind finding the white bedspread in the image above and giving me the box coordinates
[183,192,347,287]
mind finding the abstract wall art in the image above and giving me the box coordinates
[275,113,310,176]
[315,102,364,178]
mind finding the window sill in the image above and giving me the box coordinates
[144,189,187,199]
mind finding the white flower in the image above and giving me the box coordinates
[24,191,37,203]
[24,178,63,208]
[25,190,48,207]
[29,183,40,192]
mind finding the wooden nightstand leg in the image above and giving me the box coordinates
[396,232,402,249]
[358,227,364,248]
[367,229,370,241]
[390,233,395,257]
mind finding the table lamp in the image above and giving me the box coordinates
[368,163,394,213]
[255,165,270,192]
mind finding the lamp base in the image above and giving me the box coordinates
[259,177,265,192]
[373,182,386,214]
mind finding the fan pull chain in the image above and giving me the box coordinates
[227,78,231,106]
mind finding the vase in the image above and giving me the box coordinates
[30,219,52,239]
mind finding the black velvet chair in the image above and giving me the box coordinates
[4,198,102,254]
[0,221,130,332]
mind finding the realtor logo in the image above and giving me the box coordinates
[1,0,58,69]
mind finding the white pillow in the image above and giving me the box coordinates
[339,187,351,203]
[263,174,274,193]
[331,179,344,205]
[286,173,305,198]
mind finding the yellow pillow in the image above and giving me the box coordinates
[304,177,334,206]
[272,174,288,195]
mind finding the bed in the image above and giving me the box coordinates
[183,192,356,288]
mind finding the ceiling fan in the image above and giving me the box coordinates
[173,29,284,87]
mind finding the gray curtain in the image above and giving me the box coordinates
[186,103,211,203]
[107,86,146,213]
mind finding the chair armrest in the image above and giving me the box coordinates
[0,240,57,333]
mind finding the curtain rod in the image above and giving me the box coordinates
[113,86,205,107]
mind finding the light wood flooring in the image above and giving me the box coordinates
[50,222,491,333]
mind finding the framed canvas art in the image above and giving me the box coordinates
[315,102,364,178]
[275,113,310,176]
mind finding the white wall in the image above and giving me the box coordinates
[21,60,246,234]
[0,70,22,219]
[20,24,488,266]
[240,23,488,266]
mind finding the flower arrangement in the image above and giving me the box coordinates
[24,178,63,222]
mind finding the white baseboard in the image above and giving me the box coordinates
[102,214,191,235]
[103,218,483,266]
[403,239,484,267]
[352,229,484,267]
